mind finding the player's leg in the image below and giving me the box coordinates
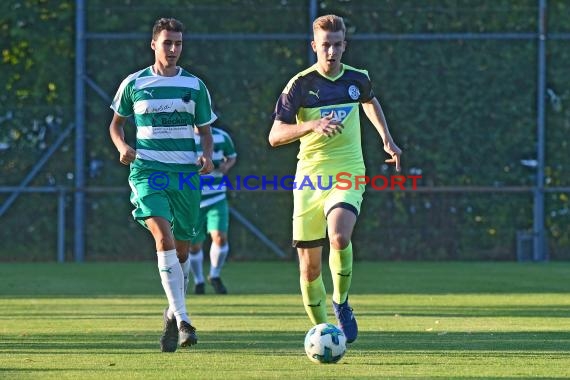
[160,238,195,346]
[172,238,197,347]
[188,241,205,294]
[129,169,190,351]
[293,183,328,324]
[297,245,328,324]
[175,239,190,295]
[188,206,207,294]
[324,185,363,343]
[207,230,229,294]
[148,217,189,325]
[145,216,191,351]
[207,199,230,294]
[179,251,192,296]
[168,172,202,347]
[326,206,357,305]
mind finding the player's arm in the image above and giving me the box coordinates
[109,113,136,165]
[268,114,344,147]
[196,125,214,174]
[268,119,313,147]
[219,156,236,175]
[269,76,344,147]
[219,134,237,174]
[361,97,402,171]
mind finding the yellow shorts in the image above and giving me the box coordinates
[292,172,365,244]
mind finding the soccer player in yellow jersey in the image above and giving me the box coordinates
[269,14,402,343]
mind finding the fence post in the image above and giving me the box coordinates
[57,187,66,263]
[533,0,547,261]
[307,0,317,64]
[74,0,86,262]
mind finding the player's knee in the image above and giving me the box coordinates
[177,250,189,263]
[300,266,321,282]
[154,236,175,252]
[329,233,350,250]
[189,243,202,254]
[211,232,227,246]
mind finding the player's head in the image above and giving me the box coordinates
[151,18,184,68]
[312,14,346,37]
[311,15,346,77]
[152,17,184,40]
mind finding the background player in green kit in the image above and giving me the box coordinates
[109,17,216,352]
[188,126,237,295]
[268,14,402,343]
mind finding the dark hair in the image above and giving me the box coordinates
[313,14,346,37]
[152,18,184,40]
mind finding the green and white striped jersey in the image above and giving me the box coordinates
[110,66,217,172]
[194,127,237,207]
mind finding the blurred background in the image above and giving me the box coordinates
[1,0,569,262]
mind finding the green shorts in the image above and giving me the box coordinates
[292,172,364,244]
[191,198,229,244]
[128,168,201,241]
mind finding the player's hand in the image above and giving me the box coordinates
[197,156,214,174]
[384,141,402,172]
[118,144,136,165]
[218,159,230,175]
[313,113,344,137]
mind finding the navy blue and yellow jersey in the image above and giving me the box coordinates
[272,64,374,175]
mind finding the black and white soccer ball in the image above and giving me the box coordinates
[304,323,347,364]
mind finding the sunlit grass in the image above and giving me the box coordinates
[1,262,569,379]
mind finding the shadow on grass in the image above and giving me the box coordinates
[2,262,570,297]
[3,303,569,319]
[3,330,570,354]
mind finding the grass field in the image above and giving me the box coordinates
[1,261,570,379]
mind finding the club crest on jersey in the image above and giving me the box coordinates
[348,85,360,100]
[320,106,353,122]
[182,91,192,103]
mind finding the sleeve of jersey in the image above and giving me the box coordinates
[194,80,218,127]
[110,78,134,117]
[360,72,375,103]
[271,78,302,124]
[224,135,237,157]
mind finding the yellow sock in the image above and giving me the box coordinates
[300,274,327,324]
[329,242,353,304]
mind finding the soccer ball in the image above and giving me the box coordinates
[304,323,347,364]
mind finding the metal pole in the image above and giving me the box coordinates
[308,0,317,64]
[0,123,74,217]
[229,207,287,258]
[534,0,547,261]
[57,188,66,263]
[74,0,86,262]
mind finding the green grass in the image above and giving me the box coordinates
[1,261,570,379]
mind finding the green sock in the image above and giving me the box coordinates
[329,241,353,304]
[300,274,327,325]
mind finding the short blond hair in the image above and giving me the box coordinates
[312,14,346,36]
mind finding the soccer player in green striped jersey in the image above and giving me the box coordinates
[188,126,237,295]
[269,14,402,344]
[109,17,216,352]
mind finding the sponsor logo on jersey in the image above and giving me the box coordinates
[320,106,353,122]
[152,110,188,127]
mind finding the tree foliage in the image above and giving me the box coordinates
[1,0,569,260]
